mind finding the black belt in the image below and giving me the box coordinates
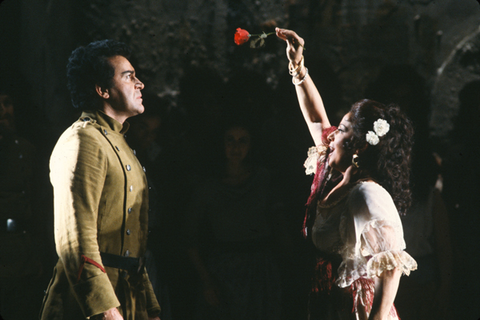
[100,252,145,274]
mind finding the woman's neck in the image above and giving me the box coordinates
[223,162,251,186]
[321,169,371,205]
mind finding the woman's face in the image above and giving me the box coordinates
[327,113,355,173]
[224,126,251,164]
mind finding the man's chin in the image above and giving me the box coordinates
[138,104,145,114]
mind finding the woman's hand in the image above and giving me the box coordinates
[275,28,304,67]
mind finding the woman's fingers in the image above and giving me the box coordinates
[275,27,288,41]
[276,28,304,47]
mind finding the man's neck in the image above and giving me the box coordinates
[101,105,127,124]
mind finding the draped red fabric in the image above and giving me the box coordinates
[303,126,337,238]
[349,276,400,318]
[312,257,336,293]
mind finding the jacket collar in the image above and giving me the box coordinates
[80,110,130,134]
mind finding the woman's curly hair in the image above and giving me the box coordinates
[347,99,414,215]
[66,39,131,111]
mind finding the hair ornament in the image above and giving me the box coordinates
[366,118,390,145]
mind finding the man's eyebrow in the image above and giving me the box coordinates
[121,70,135,75]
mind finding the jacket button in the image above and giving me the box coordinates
[129,185,133,192]
[143,166,146,172]
[128,207,132,213]
[103,129,108,135]
[126,165,131,171]
[115,146,120,151]
[126,229,131,235]
[125,250,130,257]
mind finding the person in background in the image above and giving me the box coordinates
[184,120,283,320]
[441,80,480,319]
[39,40,161,320]
[276,28,417,320]
[0,90,46,320]
[126,93,173,320]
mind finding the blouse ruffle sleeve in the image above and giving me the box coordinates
[336,182,417,288]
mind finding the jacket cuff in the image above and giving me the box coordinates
[73,272,120,318]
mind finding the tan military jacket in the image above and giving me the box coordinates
[40,111,160,320]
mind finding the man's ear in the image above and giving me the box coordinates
[95,84,109,99]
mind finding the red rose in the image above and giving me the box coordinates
[234,28,250,45]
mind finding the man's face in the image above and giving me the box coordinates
[105,55,145,119]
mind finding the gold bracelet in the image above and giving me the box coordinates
[292,67,309,86]
[288,56,304,77]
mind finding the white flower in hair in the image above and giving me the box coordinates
[373,119,390,137]
[304,145,327,175]
[366,131,379,145]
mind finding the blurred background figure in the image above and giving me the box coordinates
[441,80,480,320]
[0,90,48,319]
[184,119,284,320]
[365,65,453,320]
[126,92,174,320]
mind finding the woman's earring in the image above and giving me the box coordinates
[352,154,360,168]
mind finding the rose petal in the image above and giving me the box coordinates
[234,28,250,45]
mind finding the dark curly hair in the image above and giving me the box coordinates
[347,99,414,215]
[66,39,131,111]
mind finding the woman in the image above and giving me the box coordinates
[275,28,417,320]
[184,122,282,320]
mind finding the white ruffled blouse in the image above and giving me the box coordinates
[312,181,417,289]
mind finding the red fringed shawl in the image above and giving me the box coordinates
[303,126,338,238]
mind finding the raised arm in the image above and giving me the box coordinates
[276,28,331,146]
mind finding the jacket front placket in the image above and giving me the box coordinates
[98,119,149,260]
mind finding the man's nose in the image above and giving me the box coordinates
[135,77,145,89]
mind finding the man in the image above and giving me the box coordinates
[39,40,161,320]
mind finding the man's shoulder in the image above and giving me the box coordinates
[54,117,105,149]
[66,116,102,137]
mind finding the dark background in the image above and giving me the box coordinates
[1,0,480,319]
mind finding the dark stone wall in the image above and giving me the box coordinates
[2,0,479,147]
